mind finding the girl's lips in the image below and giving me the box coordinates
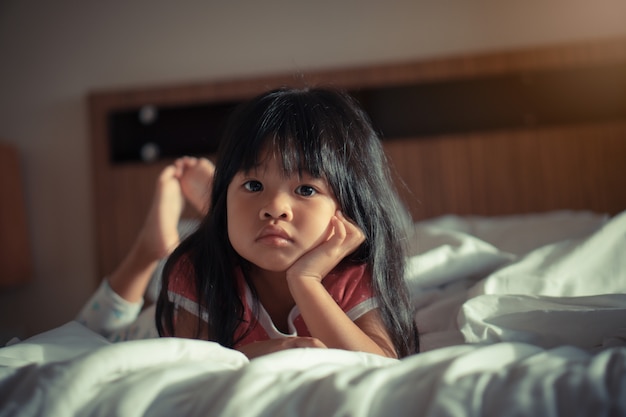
[256,225,292,245]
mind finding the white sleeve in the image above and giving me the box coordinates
[76,279,158,341]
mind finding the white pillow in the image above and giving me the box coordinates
[470,210,626,297]
[404,224,515,293]
[404,210,608,295]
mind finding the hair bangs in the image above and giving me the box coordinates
[237,94,341,181]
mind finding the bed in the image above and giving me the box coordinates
[1,210,625,416]
[2,38,626,416]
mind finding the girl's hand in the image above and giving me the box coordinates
[236,337,327,359]
[284,212,396,358]
[287,211,365,283]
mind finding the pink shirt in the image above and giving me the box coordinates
[167,261,377,348]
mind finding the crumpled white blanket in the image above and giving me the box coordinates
[1,321,625,417]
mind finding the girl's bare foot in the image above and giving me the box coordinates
[174,157,215,215]
[137,164,185,260]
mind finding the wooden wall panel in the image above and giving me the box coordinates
[383,121,626,220]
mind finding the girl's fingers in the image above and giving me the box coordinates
[328,211,365,255]
[332,213,346,240]
[288,337,328,349]
[337,211,365,244]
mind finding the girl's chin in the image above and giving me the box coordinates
[247,260,294,275]
[237,248,306,273]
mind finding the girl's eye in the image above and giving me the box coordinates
[243,180,263,192]
[295,185,316,197]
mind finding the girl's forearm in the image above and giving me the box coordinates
[286,275,392,357]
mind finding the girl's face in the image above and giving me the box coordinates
[226,153,339,274]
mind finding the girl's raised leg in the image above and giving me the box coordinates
[108,164,185,302]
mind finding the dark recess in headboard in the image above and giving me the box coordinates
[105,60,626,164]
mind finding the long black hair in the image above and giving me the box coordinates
[156,87,419,356]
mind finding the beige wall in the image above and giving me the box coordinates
[1,0,625,343]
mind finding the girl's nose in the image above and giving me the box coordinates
[260,193,293,221]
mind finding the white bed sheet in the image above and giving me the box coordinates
[1,210,625,417]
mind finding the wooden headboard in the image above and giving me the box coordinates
[89,37,626,280]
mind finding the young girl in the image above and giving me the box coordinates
[156,87,418,358]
